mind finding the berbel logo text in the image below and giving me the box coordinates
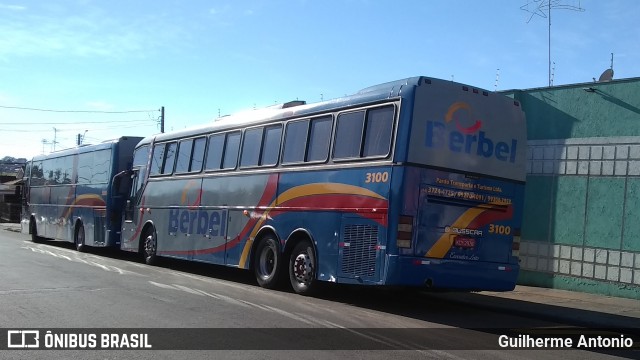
[7,330,40,348]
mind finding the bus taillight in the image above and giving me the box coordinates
[512,233,521,257]
[397,216,413,248]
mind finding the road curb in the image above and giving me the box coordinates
[425,291,640,332]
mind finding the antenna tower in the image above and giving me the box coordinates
[520,0,585,86]
[610,53,614,70]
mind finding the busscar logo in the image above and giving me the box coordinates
[7,330,39,348]
[425,102,518,163]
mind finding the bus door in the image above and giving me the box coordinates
[121,169,144,251]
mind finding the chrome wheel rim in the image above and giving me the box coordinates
[293,251,313,284]
[144,234,156,257]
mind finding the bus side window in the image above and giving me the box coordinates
[162,142,177,175]
[205,134,225,170]
[175,137,205,174]
[31,161,44,186]
[283,120,309,164]
[62,155,73,184]
[42,158,54,185]
[175,139,194,173]
[260,125,282,166]
[150,143,166,176]
[306,116,332,162]
[150,142,177,176]
[333,111,365,159]
[222,132,241,169]
[240,128,263,168]
[363,105,394,157]
[190,137,206,172]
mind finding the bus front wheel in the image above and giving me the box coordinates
[253,235,282,289]
[142,229,158,265]
[288,241,318,296]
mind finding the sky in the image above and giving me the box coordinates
[0,0,638,160]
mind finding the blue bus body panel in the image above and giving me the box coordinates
[142,167,391,285]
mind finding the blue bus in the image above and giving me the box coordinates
[22,137,142,251]
[121,76,526,295]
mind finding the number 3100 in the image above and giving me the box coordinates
[365,172,389,183]
[489,224,511,235]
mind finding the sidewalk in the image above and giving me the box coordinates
[427,285,639,330]
[2,222,637,329]
[0,222,20,232]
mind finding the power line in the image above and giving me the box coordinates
[0,105,159,113]
[0,123,156,132]
[0,119,155,125]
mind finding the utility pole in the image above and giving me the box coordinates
[76,130,87,146]
[52,127,59,151]
[160,106,165,133]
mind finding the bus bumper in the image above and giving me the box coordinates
[386,255,520,291]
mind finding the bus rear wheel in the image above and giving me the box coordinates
[75,223,86,252]
[142,229,158,265]
[289,241,318,296]
[253,235,282,289]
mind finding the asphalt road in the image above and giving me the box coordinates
[0,228,635,360]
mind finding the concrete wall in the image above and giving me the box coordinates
[504,77,640,299]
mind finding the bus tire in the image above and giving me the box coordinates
[142,228,158,265]
[288,241,318,296]
[75,223,86,252]
[253,235,282,289]
[30,219,40,243]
